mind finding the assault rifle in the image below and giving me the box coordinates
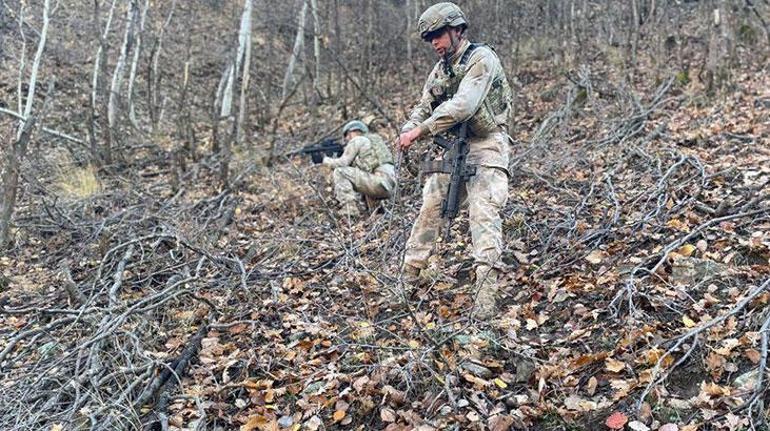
[419,122,476,239]
[286,138,344,164]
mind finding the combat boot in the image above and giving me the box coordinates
[403,264,422,286]
[338,203,361,218]
[474,265,499,321]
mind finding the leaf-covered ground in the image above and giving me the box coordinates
[1,40,769,431]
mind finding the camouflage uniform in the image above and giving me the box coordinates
[323,133,396,216]
[403,37,513,319]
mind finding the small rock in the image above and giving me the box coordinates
[278,415,294,428]
[504,394,529,408]
[670,257,727,285]
[461,362,493,378]
[455,335,472,345]
[514,359,537,383]
[302,381,324,395]
[734,369,759,390]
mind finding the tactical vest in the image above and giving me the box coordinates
[354,133,394,173]
[429,43,512,137]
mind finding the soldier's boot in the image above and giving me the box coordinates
[403,264,422,287]
[473,265,499,321]
[338,202,361,218]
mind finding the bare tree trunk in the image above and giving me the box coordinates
[177,36,196,160]
[106,0,139,164]
[216,0,254,187]
[310,0,322,103]
[17,0,50,138]
[1,116,36,251]
[1,0,51,249]
[235,0,253,145]
[406,0,412,66]
[282,0,308,102]
[127,0,150,129]
[745,0,770,44]
[16,2,26,116]
[705,0,732,93]
[333,0,343,112]
[148,0,177,134]
[89,0,117,166]
[630,0,640,69]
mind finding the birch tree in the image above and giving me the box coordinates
[215,0,253,186]
[310,0,322,101]
[282,0,308,102]
[105,0,139,163]
[1,0,52,249]
[126,0,150,129]
[90,0,118,165]
[235,0,253,145]
[148,0,177,133]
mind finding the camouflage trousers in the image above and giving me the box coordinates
[332,165,396,207]
[403,166,508,271]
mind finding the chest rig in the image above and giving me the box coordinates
[428,43,512,138]
[353,133,394,173]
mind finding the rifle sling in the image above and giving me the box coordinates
[419,159,477,177]
[420,159,453,175]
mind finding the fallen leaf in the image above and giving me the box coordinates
[241,415,268,431]
[563,394,597,411]
[332,410,346,422]
[677,244,696,257]
[745,348,761,364]
[585,249,607,264]
[493,378,508,389]
[628,420,650,431]
[606,357,626,373]
[526,318,538,330]
[488,415,515,431]
[682,315,696,328]
[702,382,730,397]
[705,352,725,372]
[586,376,598,396]
[605,411,628,430]
[638,402,652,422]
[353,375,369,392]
[380,407,397,423]
[304,415,322,431]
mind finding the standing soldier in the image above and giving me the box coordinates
[323,120,397,217]
[397,2,513,320]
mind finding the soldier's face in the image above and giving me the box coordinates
[428,27,462,58]
[345,130,362,142]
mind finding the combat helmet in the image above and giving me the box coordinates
[417,2,468,41]
[342,120,369,136]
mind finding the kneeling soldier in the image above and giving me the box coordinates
[323,120,397,217]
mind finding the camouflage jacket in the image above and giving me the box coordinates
[403,39,513,172]
[322,133,394,173]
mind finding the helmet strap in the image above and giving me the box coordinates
[441,29,461,78]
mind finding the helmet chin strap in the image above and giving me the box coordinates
[442,29,461,78]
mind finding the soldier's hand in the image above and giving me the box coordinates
[398,128,422,152]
